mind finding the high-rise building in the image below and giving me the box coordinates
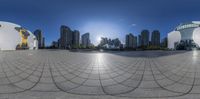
[161,37,168,48]
[125,33,137,48]
[51,41,59,48]
[34,29,43,48]
[60,25,80,49]
[60,25,67,49]
[141,30,150,46]
[138,35,142,47]
[72,30,80,48]
[60,25,72,49]
[126,33,133,48]
[133,36,137,48]
[66,29,73,49]
[112,38,121,48]
[42,37,45,48]
[99,37,108,47]
[81,33,90,48]
[151,30,160,46]
[58,38,61,48]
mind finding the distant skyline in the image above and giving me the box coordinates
[0,0,200,45]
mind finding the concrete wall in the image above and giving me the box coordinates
[168,31,181,49]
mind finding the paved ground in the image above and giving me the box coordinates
[0,50,200,99]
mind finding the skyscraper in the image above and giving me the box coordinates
[133,36,137,48]
[81,33,90,48]
[42,37,45,48]
[138,35,142,47]
[66,29,73,49]
[72,30,80,48]
[112,38,121,48]
[126,33,133,48]
[125,33,137,48]
[151,30,160,46]
[60,25,80,49]
[34,29,43,48]
[161,37,168,48]
[51,41,59,48]
[60,25,67,49]
[60,25,72,49]
[141,30,150,46]
[58,38,61,48]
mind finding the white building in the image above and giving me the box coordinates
[168,21,200,50]
[0,21,38,50]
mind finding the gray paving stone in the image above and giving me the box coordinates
[0,50,200,99]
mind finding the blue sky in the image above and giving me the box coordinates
[0,0,200,45]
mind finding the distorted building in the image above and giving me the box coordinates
[141,30,150,46]
[60,25,72,49]
[34,29,43,48]
[126,33,134,48]
[42,37,45,48]
[81,33,90,48]
[161,37,168,48]
[125,33,137,48]
[60,25,80,49]
[133,36,137,48]
[99,37,109,47]
[112,38,121,48]
[72,30,80,48]
[0,21,38,50]
[138,35,142,47]
[99,38,121,49]
[57,38,61,48]
[60,25,67,49]
[151,30,160,46]
[168,21,200,50]
[51,41,59,48]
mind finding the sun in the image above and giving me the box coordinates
[80,21,122,45]
[97,36,101,43]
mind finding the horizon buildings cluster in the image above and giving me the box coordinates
[2,20,200,51]
[51,25,91,49]
[50,26,167,50]
[98,37,122,49]
[125,30,166,49]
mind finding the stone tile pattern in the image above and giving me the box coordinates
[0,50,200,98]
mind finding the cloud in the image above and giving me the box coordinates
[131,24,136,27]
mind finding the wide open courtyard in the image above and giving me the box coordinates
[0,50,200,99]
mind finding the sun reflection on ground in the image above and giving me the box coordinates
[192,50,198,64]
[97,53,103,58]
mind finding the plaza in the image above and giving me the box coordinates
[0,50,200,99]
